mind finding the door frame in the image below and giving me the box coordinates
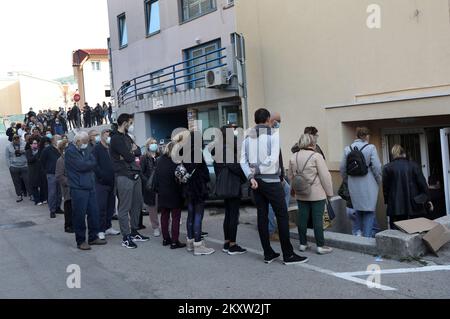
[440,128,450,216]
[381,128,430,179]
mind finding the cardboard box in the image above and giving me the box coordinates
[394,218,439,234]
[422,224,450,256]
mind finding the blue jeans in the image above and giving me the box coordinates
[71,188,100,245]
[353,210,376,238]
[187,202,205,242]
[47,174,62,213]
[268,180,291,235]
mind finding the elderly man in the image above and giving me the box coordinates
[65,131,106,250]
[5,135,29,202]
[92,129,120,239]
[40,134,63,218]
[87,129,100,154]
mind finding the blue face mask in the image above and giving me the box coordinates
[273,121,280,129]
[95,136,101,144]
[149,144,158,153]
[46,133,53,139]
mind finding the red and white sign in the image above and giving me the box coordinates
[73,93,81,102]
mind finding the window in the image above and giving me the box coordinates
[118,13,128,48]
[145,0,160,35]
[184,40,221,89]
[105,90,111,97]
[181,0,216,22]
[91,61,101,71]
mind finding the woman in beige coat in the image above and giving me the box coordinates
[288,134,334,255]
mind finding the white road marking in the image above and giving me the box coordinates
[335,265,450,277]
[194,233,399,290]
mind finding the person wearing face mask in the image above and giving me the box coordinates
[110,113,148,249]
[5,135,29,202]
[140,138,161,238]
[266,112,292,241]
[65,131,106,250]
[55,139,73,233]
[53,118,64,135]
[26,138,46,206]
[87,130,100,155]
[92,129,120,239]
[40,135,63,218]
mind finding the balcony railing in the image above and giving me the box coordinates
[117,47,227,106]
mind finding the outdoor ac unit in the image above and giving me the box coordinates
[206,67,228,88]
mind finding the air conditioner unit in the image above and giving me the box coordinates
[206,67,228,88]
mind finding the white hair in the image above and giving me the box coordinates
[73,131,89,143]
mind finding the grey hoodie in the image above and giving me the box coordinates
[5,141,28,168]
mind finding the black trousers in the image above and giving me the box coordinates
[223,197,241,243]
[9,167,29,197]
[253,180,294,259]
[64,200,73,230]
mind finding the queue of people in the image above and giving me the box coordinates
[4,107,444,262]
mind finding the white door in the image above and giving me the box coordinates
[440,128,450,215]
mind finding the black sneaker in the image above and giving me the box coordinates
[50,212,56,218]
[222,242,230,253]
[16,196,23,203]
[142,209,149,216]
[131,231,150,242]
[170,241,187,249]
[163,239,172,246]
[201,232,208,238]
[228,245,247,255]
[122,235,137,249]
[65,227,74,234]
[112,214,119,220]
[264,252,281,264]
[283,253,309,265]
[56,208,65,215]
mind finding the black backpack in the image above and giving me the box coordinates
[346,144,370,176]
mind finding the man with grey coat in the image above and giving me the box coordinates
[340,127,382,238]
[5,135,29,202]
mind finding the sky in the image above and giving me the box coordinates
[0,0,110,80]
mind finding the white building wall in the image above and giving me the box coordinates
[83,59,112,106]
[18,75,64,113]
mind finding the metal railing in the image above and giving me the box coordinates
[117,47,227,106]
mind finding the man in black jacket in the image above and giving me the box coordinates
[40,135,63,218]
[93,129,120,239]
[6,123,16,142]
[110,113,148,249]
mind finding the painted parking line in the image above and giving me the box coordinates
[194,233,398,291]
[335,265,450,277]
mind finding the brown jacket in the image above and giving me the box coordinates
[288,149,333,201]
[55,156,70,201]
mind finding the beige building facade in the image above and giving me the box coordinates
[235,0,450,227]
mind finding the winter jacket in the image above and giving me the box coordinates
[26,148,42,188]
[55,156,71,201]
[141,154,157,206]
[382,158,429,218]
[154,154,184,209]
[288,149,333,201]
[5,141,27,168]
[340,139,382,211]
[64,143,96,190]
[39,145,61,175]
[92,143,115,186]
[110,131,142,178]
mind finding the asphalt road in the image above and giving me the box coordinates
[0,136,449,299]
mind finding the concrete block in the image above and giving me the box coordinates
[376,230,427,259]
[435,216,450,229]
[290,228,378,255]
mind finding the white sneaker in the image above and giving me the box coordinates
[105,228,121,236]
[98,232,106,240]
[299,244,310,252]
[194,241,215,256]
[186,238,194,252]
[153,228,161,237]
[317,246,333,255]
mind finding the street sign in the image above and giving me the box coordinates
[73,93,80,102]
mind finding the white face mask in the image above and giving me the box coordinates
[127,124,135,134]
[106,137,111,145]
[80,143,88,150]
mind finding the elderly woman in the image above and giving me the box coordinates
[55,139,73,233]
[288,134,334,255]
[140,137,161,237]
[382,145,431,229]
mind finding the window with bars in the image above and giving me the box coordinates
[181,0,216,22]
[184,40,221,89]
